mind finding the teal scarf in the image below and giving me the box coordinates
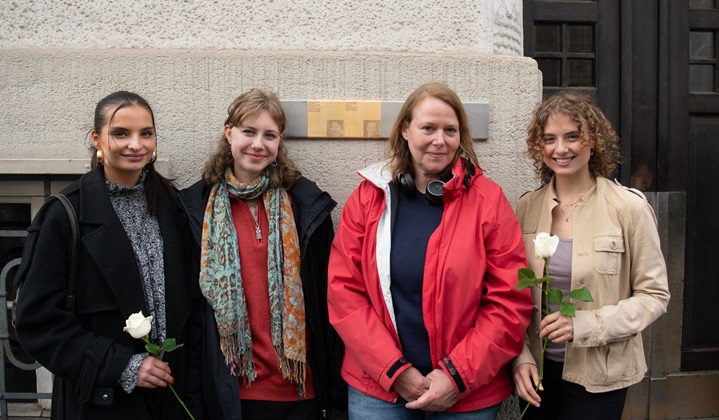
[199,168,306,396]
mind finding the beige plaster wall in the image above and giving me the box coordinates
[0,0,523,55]
[0,49,541,215]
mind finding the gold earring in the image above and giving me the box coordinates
[149,150,157,163]
[96,150,104,166]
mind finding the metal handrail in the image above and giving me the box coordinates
[1,255,51,418]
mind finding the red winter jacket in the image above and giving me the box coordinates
[328,159,533,412]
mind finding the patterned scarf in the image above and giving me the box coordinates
[200,168,306,397]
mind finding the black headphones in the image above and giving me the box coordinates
[397,164,476,205]
[398,172,448,204]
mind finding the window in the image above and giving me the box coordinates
[533,23,596,88]
[690,31,717,92]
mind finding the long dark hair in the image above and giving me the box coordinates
[91,91,176,215]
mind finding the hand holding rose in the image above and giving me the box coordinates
[123,311,194,420]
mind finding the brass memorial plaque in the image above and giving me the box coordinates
[281,100,488,140]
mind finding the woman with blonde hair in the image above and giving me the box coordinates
[180,89,345,419]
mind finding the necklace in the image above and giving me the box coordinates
[244,201,262,242]
[557,203,577,222]
[555,181,595,222]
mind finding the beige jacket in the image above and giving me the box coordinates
[511,176,670,392]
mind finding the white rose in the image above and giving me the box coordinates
[533,232,559,260]
[123,311,152,339]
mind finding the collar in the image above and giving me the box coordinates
[547,175,599,207]
[358,157,480,193]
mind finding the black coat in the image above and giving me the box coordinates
[15,167,202,420]
[179,176,347,420]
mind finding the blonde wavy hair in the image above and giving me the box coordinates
[526,91,621,183]
[202,89,301,188]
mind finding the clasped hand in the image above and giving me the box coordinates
[391,367,459,412]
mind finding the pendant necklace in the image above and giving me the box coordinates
[556,181,595,223]
[557,202,578,222]
[245,201,262,242]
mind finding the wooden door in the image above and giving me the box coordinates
[678,0,719,371]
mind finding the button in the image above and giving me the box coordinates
[610,242,617,250]
[102,393,109,401]
[581,338,588,344]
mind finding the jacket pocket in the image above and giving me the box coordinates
[90,387,113,406]
[591,340,635,385]
[593,235,624,275]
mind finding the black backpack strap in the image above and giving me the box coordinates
[50,194,79,313]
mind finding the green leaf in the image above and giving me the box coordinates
[163,343,184,353]
[517,278,535,291]
[145,343,161,354]
[570,287,594,303]
[547,287,563,305]
[161,338,177,351]
[161,338,184,353]
[517,268,540,290]
[559,301,576,317]
[518,268,537,282]
[537,276,555,285]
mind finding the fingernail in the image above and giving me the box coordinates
[171,378,175,384]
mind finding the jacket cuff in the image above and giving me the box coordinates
[512,345,538,371]
[439,355,467,397]
[379,356,411,391]
[572,310,598,347]
[118,353,147,393]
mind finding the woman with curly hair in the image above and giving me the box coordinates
[512,92,670,419]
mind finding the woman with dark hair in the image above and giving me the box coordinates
[327,82,533,419]
[512,91,670,419]
[15,91,202,419]
[179,89,345,419]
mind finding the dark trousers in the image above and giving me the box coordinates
[523,359,628,420]
[241,398,320,420]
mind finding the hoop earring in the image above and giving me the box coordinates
[149,150,157,163]
[96,150,104,166]
[271,159,278,167]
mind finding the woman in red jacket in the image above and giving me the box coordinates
[327,82,533,419]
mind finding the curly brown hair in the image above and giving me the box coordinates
[526,91,621,183]
[386,82,479,180]
[202,89,301,188]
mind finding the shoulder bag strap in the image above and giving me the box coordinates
[50,194,79,313]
